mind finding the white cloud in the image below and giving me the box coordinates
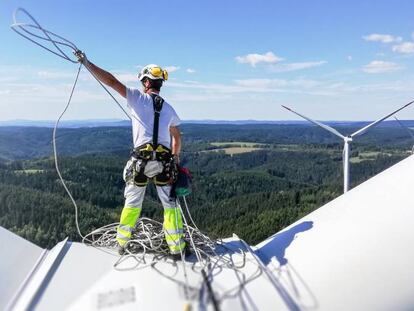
[234,78,331,93]
[392,42,414,54]
[165,66,180,72]
[362,60,402,73]
[114,73,137,82]
[235,51,283,67]
[0,89,11,95]
[363,34,402,43]
[169,78,341,96]
[235,52,325,72]
[186,68,196,73]
[269,61,327,72]
[36,70,94,81]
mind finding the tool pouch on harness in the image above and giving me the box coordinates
[123,157,147,186]
[123,158,136,182]
[171,166,192,197]
[144,160,164,178]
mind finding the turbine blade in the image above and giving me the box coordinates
[351,100,414,138]
[395,116,414,139]
[281,105,345,139]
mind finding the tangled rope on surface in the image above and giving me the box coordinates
[82,196,223,268]
[84,216,217,258]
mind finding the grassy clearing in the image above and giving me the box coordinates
[220,147,263,155]
[350,151,395,163]
[211,141,267,147]
[349,157,364,163]
[203,147,263,155]
[14,169,45,174]
[208,141,267,155]
[207,142,340,156]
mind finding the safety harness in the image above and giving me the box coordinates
[124,93,177,186]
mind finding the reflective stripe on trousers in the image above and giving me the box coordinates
[116,206,142,247]
[164,206,186,254]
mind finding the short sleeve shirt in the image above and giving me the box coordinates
[126,87,181,148]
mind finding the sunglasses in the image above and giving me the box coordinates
[140,67,168,80]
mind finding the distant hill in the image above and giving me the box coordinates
[0,126,132,160]
[1,119,414,128]
[0,123,413,161]
[0,119,131,128]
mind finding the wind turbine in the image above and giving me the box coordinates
[394,116,414,154]
[282,101,414,193]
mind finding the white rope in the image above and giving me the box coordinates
[11,8,78,63]
[52,63,90,241]
[174,203,191,300]
[183,195,200,231]
[83,64,132,120]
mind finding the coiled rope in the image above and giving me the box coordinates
[11,7,132,121]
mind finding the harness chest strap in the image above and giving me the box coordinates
[150,93,164,160]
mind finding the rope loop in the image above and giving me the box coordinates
[11,8,78,63]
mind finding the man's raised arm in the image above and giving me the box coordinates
[75,50,126,98]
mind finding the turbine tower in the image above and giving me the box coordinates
[394,116,414,154]
[282,101,413,193]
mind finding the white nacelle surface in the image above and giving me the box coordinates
[256,154,414,311]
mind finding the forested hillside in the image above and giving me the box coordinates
[0,124,411,248]
[1,124,412,160]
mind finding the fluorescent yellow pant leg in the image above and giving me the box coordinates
[164,207,186,254]
[116,206,142,246]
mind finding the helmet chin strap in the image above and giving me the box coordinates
[142,80,151,93]
[144,85,158,94]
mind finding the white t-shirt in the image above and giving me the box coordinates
[126,87,181,148]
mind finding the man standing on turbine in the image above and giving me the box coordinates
[74,51,186,259]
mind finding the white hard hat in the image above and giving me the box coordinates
[138,64,168,81]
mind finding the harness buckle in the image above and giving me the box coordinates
[151,151,157,161]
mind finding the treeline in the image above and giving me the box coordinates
[0,141,407,248]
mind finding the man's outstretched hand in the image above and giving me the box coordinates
[74,50,88,65]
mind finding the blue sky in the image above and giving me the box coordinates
[1,0,414,121]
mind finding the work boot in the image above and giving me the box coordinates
[118,244,126,256]
[170,252,182,261]
[170,244,191,261]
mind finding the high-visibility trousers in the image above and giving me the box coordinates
[116,184,186,254]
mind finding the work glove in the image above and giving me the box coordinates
[74,50,88,65]
[173,154,180,165]
[165,155,179,184]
